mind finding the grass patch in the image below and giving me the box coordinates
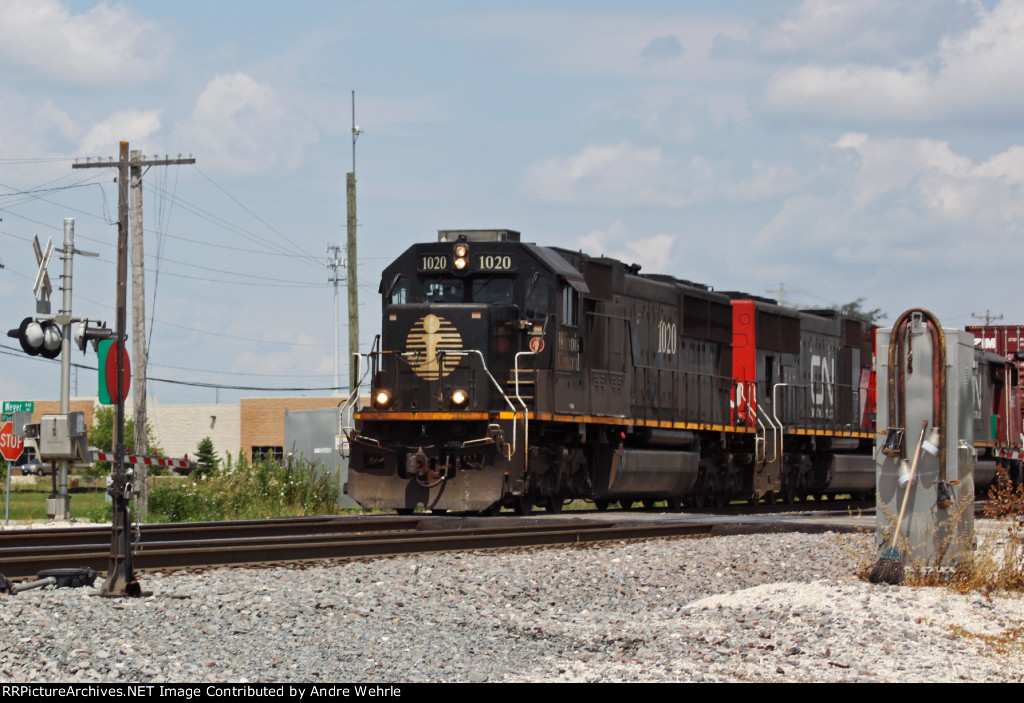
[148,455,339,523]
[1,488,108,522]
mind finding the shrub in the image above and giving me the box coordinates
[147,456,339,523]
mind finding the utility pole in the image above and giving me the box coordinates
[327,243,343,394]
[76,148,194,521]
[347,91,361,394]
[972,310,1004,326]
[72,142,194,595]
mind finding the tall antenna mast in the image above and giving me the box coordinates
[347,91,361,394]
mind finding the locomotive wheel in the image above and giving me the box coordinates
[783,485,796,505]
[666,498,682,512]
[691,488,707,509]
[642,499,657,510]
[619,499,634,511]
[594,500,610,511]
[545,496,565,514]
[431,508,448,515]
[513,495,534,515]
[396,508,414,516]
[714,490,730,508]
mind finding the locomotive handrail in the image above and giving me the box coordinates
[769,379,864,433]
[513,349,540,477]
[771,382,790,464]
[759,384,780,464]
[442,349,519,460]
[339,352,374,455]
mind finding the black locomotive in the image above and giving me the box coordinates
[344,229,890,513]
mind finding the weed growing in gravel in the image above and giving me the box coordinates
[148,454,339,522]
[865,467,1024,594]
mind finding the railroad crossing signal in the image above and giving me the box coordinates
[0,421,24,462]
[7,317,62,359]
[32,235,53,314]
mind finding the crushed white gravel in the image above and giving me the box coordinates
[1,530,1022,683]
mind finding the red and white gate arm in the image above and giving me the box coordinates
[93,451,191,469]
[994,448,1024,461]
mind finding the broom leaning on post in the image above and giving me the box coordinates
[870,420,928,585]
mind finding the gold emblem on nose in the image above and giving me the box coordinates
[406,314,462,380]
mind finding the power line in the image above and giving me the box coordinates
[0,342,347,392]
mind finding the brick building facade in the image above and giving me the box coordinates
[23,396,341,466]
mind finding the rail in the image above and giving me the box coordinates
[0,515,719,581]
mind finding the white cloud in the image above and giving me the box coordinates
[742,0,978,62]
[522,141,799,208]
[175,73,318,176]
[577,221,677,274]
[745,134,1024,281]
[0,94,77,154]
[0,0,170,86]
[763,0,1024,124]
[79,109,162,155]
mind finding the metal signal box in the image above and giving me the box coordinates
[34,412,88,461]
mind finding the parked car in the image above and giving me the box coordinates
[13,448,48,476]
[18,458,48,476]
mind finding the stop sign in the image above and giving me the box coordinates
[0,421,24,462]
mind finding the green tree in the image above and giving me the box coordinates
[88,407,164,476]
[194,437,219,477]
[838,298,887,323]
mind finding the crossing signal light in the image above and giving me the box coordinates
[7,317,62,359]
[74,320,114,353]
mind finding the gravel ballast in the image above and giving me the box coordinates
[1,531,1022,683]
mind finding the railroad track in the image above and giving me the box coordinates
[0,514,722,581]
[3,497,992,584]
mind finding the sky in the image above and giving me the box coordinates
[2,0,1024,408]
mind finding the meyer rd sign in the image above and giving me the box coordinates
[2,401,33,414]
[0,422,24,461]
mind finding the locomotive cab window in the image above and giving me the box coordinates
[471,277,514,303]
[562,283,580,327]
[524,273,550,318]
[423,278,463,302]
[387,275,411,305]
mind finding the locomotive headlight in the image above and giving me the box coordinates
[450,389,469,407]
[453,243,469,270]
[374,389,394,409]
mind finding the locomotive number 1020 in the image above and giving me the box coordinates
[657,320,677,355]
[418,255,449,271]
[472,254,515,271]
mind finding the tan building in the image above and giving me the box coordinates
[25,396,340,466]
[241,397,343,461]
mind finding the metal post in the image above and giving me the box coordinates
[54,218,75,519]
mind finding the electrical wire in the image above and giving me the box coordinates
[0,343,349,392]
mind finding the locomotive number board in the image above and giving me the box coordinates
[418,254,450,272]
[471,253,516,272]
[417,253,518,272]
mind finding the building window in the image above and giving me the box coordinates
[252,446,283,463]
